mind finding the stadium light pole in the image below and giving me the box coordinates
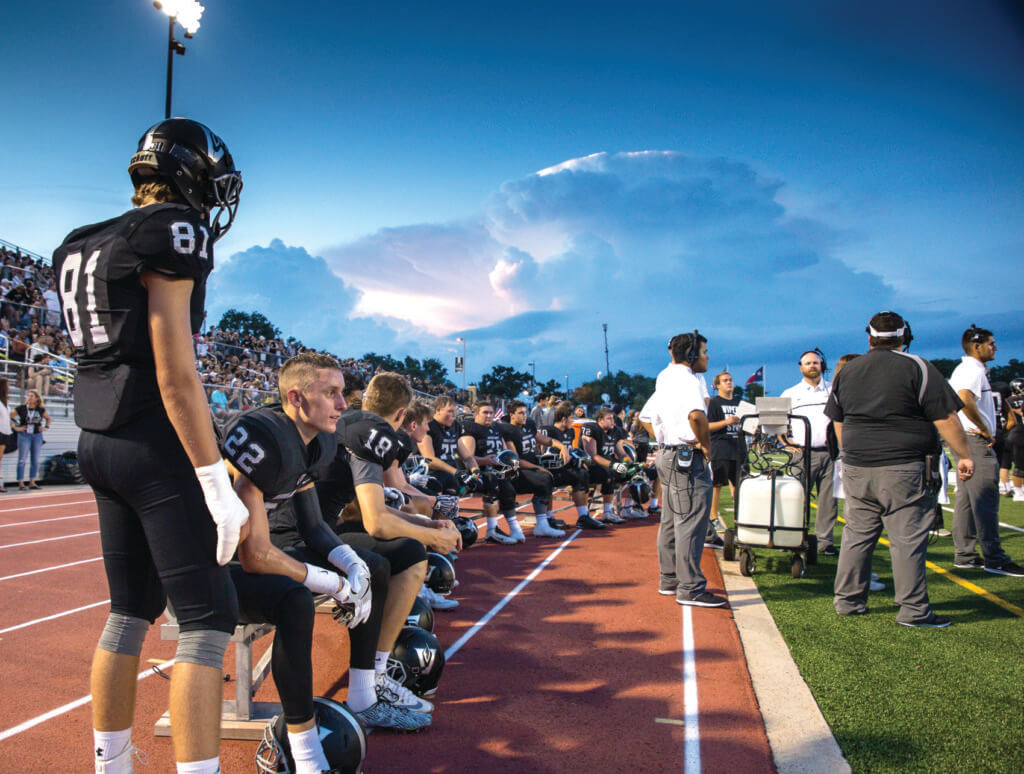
[564,374,569,397]
[455,337,466,391]
[527,361,536,390]
[602,322,610,376]
[154,1,205,119]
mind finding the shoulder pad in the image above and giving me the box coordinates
[341,410,401,467]
[129,203,212,279]
[221,407,286,493]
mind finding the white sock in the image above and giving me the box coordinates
[545,510,554,521]
[176,758,219,774]
[650,497,659,508]
[288,726,330,774]
[576,505,589,516]
[94,729,132,764]
[374,651,389,675]
[505,512,520,529]
[535,515,549,527]
[486,516,499,531]
[347,667,376,712]
[603,502,613,514]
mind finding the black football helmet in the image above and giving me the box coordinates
[404,456,430,488]
[405,595,435,632]
[1012,378,1024,396]
[627,479,651,505]
[452,516,478,549]
[387,625,446,698]
[569,448,591,469]
[539,448,565,470]
[383,486,408,509]
[620,444,637,463]
[493,449,520,479]
[425,552,456,595]
[128,117,243,240]
[255,697,366,774]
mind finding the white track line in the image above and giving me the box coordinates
[0,530,100,550]
[681,605,700,774]
[0,556,102,582]
[0,599,110,635]
[445,529,581,660]
[940,505,1024,533]
[0,498,95,514]
[0,512,98,528]
[0,661,175,742]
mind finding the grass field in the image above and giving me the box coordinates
[718,482,1024,774]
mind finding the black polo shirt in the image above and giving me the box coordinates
[824,349,962,467]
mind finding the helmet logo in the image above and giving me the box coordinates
[413,646,434,670]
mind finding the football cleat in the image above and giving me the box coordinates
[486,529,517,545]
[533,520,566,538]
[375,672,434,714]
[508,524,527,543]
[354,700,431,732]
[604,511,627,524]
[418,585,458,611]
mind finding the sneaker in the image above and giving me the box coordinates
[953,557,984,570]
[375,672,434,713]
[1014,491,1024,503]
[870,572,880,581]
[355,700,432,731]
[929,528,952,537]
[623,506,648,520]
[704,533,724,549]
[898,614,951,628]
[869,580,884,592]
[533,520,566,538]
[418,586,458,611]
[575,514,607,530]
[658,580,677,596]
[647,506,662,517]
[984,560,1024,577]
[549,517,570,529]
[820,545,839,558]
[677,591,728,608]
[604,511,627,524]
[837,606,867,616]
[712,516,728,533]
[485,529,517,545]
[507,524,527,543]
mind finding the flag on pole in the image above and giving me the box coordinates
[746,366,764,385]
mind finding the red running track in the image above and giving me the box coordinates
[0,488,774,773]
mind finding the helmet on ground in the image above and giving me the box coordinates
[128,117,242,240]
[493,449,520,479]
[452,515,478,548]
[539,448,565,470]
[425,552,456,595]
[627,479,651,505]
[255,697,365,774]
[405,595,435,632]
[387,625,445,698]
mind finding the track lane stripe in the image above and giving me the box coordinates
[0,599,110,635]
[681,605,701,774]
[0,661,175,742]
[444,529,582,660]
[0,498,96,514]
[0,512,98,528]
[0,556,102,581]
[0,530,100,549]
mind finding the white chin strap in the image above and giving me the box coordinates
[869,325,904,338]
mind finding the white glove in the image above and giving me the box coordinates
[328,545,372,626]
[195,460,250,565]
[611,462,629,477]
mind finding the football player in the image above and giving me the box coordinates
[1008,379,1024,501]
[459,401,524,543]
[223,354,430,732]
[575,407,631,525]
[342,370,366,411]
[418,396,473,495]
[54,118,248,774]
[543,401,599,528]
[499,400,569,537]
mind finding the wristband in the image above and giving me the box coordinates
[303,563,340,595]
[195,459,234,502]
[327,545,361,574]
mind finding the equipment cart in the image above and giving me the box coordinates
[722,398,818,578]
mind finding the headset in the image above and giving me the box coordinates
[798,347,828,373]
[669,329,704,365]
[866,311,914,350]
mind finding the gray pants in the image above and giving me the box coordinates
[806,449,838,548]
[655,448,712,596]
[833,462,936,624]
[952,435,1010,565]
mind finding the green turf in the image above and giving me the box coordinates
[718,483,1024,774]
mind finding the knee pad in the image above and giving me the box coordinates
[97,613,149,657]
[176,629,231,669]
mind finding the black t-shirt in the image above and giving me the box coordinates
[496,419,540,463]
[53,203,211,431]
[708,395,742,460]
[460,420,506,457]
[221,403,337,535]
[14,405,46,435]
[426,418,460,465]
[824,349,963,467]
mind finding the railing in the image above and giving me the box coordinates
[0,239,49,264]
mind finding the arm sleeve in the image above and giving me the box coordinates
[291,486,343,557]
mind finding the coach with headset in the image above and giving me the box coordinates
[825,311,973,627]
[648,331,727,608]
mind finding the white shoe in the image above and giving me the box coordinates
[418,585,458,611]
[604,511,627,524]
[376,671,434,713]
[621,506,647,520]
[95,744,147,774]
[870,572,880,581]
[533,520,566,538]
[869,580,884,592]
[485,529,517,545]
[508,524,527,543]
[1014,491,1024,502]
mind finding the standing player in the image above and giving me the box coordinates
[54,119,248,774]
[1007,379,1024,501]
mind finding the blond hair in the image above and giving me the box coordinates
[363,372,413,418]
[277,353,341,402]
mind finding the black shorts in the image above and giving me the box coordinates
[1013,438,1024,474]
[78,411,238,634]
[711,458,738,487]
[587,463,616,495]
[550,466,589,492]
[634,442,650,463]
[481,470,517,510]
[431,469,460,495]
[514,468,554,500]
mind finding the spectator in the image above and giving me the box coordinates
[0,378,13,492]
[12,388,50,490]
[27,353,52,398]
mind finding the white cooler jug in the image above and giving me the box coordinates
[736,475,804,548]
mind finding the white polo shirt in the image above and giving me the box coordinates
[780,378,832,449]
[949,356,995,435]
[639,394,665,444]
[650,363,707,446]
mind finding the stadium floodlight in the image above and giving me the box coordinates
[153,1,206,118]
[455,337,467,391]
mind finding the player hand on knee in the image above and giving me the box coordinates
[195,459,250,565]
[327,544,372,612]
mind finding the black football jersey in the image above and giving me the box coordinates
[339,410,404,469]
[53,203,212,431]
[543,424,574,446]
[426,419,460,465]
[221,404,337,530]
[460,420,506,457]
[394,428,414,467]
[579,421,617,459]
[1008,394,1024,419]
[497,420,540,463]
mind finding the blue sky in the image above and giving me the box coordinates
[3,1,1022,390]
